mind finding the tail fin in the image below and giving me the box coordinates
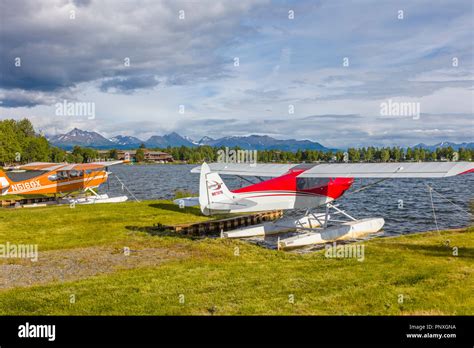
[199,162,234,215]
[0,169,11,195]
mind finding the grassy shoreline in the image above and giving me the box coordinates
[0,200,472,315]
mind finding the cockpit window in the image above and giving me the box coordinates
[48,172,65,181]
[296,178,331,190]
[69,170,84,178]
[49,170,84,181]
[57,171,69,180]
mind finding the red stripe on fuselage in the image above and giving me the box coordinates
[232,169,354,200]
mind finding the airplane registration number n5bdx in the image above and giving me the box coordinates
[11,180,42,192]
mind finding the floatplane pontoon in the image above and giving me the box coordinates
[176,161,474,249]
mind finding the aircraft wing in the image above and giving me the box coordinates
[64,160,129,171]
[6,160,127,172]
[87,160,128,167]
[5,162,66,171]
[191,163,299,177]
[298,162,474,178]
[192,162,474,178]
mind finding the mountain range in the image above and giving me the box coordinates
[412,141,474,151]
[48,128,474,152]
[48,128,336,151]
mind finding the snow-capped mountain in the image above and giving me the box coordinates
[183,135,200,146]
[145,132,196,148]
[197,136,215,146]
[49,128,113,149]
[413,142,474,151]
[110,135,143,147]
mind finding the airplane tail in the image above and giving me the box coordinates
[199,162,235,215]
[0,169,12,194]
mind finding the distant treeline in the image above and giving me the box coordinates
[0,118,472,165]
[156,145,473,163]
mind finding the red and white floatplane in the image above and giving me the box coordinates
[175,162,474,249]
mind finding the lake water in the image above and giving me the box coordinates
[103,164,473,237]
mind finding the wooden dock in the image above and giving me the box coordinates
[162,210,283,236]
[0,196,58,208]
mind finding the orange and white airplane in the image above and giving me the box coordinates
[0,161,128,204]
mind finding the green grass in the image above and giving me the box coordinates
[0,200,210,250]
[0,200,472,315]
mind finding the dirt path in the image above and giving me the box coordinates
[0,246,188,290]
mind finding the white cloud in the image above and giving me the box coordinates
[0,0,472,147]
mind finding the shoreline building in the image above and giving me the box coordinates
[98,149,173,163]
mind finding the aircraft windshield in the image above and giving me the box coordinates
[296,178,331,190]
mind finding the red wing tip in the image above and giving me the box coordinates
[459,168,474,175]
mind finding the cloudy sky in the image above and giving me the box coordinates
[0,0,473,147]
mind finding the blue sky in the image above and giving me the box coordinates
[0,0,473,147]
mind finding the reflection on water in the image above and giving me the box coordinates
[103,164,473,236]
